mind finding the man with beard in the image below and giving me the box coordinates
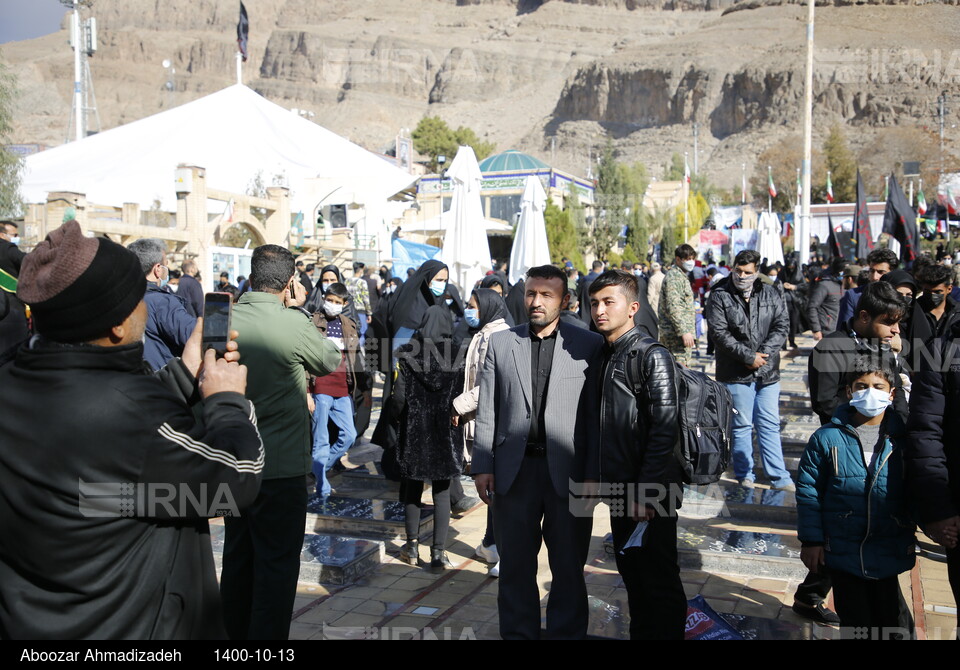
[473,264,603,639]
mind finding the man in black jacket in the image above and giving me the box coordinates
[806,258,844,340]
[809,281,908,425]
[906,318,960,609]
[589,269,685,640]
[706,249,793,490]
[0,221,263,639]
[911,263,960,354]
[179,259,205,318]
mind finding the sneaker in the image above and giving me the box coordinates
[771,481,796,493]
[792,601,840,626]
[489,561,500,578]
[475,542,500,564]
[738,478,755,488]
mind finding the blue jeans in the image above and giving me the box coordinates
[724,381,793,486]
[311,394,357,499]
[357,312,368,347]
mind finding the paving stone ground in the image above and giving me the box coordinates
[220,334,958,640]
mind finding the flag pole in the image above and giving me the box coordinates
[236,52,242,85]
[684,151,690,243]
[741,163,746,205]
[800,0,815,266]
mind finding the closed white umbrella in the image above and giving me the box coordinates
[758,211,785,267]
[440,146,492,294]
[509,176,551,286]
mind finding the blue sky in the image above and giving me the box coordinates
[0,1,67,45]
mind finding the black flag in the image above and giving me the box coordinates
[237,2,249,63]
[827,210,843,259]
[852,170,873,262]
[881,173,920,262]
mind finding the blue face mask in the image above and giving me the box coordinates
[464,308,480,328]
[158,266,169,289]
[430,280,446,297]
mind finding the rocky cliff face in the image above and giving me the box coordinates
[4,0,957,191]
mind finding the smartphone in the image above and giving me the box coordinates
[202,292,233,357]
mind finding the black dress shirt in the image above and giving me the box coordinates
[527,327,557,444]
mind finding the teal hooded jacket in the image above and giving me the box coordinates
[797,404,916,580]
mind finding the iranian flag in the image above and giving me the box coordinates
[684,156,691,184]
[947,189,958,216]
[917,184,927,215]
[826,171,834,203]
[767,167,777,198]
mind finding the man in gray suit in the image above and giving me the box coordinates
[473,264,604,640]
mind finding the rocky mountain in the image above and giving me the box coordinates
[4,0,958,193]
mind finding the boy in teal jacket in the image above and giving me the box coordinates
[797,355,916,639]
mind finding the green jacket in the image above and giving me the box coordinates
[233,292,342,479]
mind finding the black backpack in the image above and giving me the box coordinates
[674,365,735,485]
[628,347,734,485]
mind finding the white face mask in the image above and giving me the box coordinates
[681,260,695,273]
[322,282,334,293]
[849,388,892,418]
[9,236,20,246]
[323,301,343,317]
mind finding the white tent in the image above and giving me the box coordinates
[759,211,785,266]
[509,176,550,285]
[439,146,492,294]
[398,213,513,236]
[22,84,417,220]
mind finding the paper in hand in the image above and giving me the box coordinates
[620,520,649,553]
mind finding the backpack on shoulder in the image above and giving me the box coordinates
[628,346,734,485]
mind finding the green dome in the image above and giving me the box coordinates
[479,149,550,173]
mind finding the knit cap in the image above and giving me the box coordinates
[17,220,145,342]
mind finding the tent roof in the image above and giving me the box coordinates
[22,84,418,214]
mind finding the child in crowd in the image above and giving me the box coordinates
[797,355,916,639]
[309,283,360,500]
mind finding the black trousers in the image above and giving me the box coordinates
[829,568,914,640]
[220,476,307,640]
[399,478,451,548]
[492,456,593,640]
[609,511,687,640]
[794,570,832,607]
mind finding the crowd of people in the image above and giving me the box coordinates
[3,214,960,641]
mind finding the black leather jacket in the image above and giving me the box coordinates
[597,327,681,489]
[706,275,789,385]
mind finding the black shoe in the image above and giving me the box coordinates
[451,496,480,518]
[399,539,419,565]
[792,601,841,626]
[430,547,453,571]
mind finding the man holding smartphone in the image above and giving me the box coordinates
[221,244,342,640]
[0,221,262,639]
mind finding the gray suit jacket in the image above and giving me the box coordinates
[473,320,604,497]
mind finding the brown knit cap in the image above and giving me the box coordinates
[17,221,146,342]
